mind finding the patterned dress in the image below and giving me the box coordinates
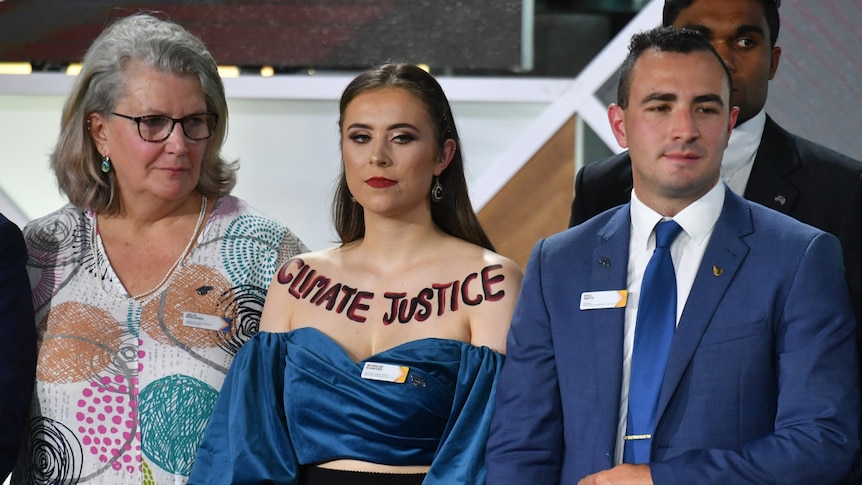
[12,195,306,484]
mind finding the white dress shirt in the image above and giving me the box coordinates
[614,181,726,464]
[721,110,766,195]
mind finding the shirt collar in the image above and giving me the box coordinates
[723,109,766,172]
[630,182,726,250]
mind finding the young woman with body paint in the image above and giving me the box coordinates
[191,63,522,485]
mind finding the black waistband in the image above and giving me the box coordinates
[299,466,426,485]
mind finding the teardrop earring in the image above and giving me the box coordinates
[431,176,444,203]
[100,155,112,174]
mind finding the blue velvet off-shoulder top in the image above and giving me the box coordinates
[189,328,504,485]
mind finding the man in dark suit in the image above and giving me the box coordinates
[487,27,859,484]
[0,212,36,479]
[570,0,862,341]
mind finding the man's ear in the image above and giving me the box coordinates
[608,104,629,149]
[726,106,740,147]
[768,45,781,80]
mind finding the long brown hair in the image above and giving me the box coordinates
[333,63,495,251]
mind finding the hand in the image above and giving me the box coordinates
[578,464,653,485]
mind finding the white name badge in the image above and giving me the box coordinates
[361,362,409,383]
[580,290,628,310]
[182,311,230,332]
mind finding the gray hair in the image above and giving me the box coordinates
[52,13,236,213]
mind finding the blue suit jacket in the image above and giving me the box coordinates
[569,117,862,366]
[487,189,859,484]
[0,213,36,478]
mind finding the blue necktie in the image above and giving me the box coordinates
[624,220,683,464]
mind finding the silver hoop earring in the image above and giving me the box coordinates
[100,155,112,174]
[431,177,444,203]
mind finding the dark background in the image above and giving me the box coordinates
[0,0,525,72]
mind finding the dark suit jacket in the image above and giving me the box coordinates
[488,189,860,483]
[570,115,862,357]
[0,213,36,478]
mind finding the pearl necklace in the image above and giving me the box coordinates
[92,196,208,306]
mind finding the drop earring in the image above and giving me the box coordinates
[431,176,444,203]
[100,155,112,173]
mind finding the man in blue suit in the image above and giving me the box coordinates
[570,0,862,380]
[486,27,859,484]
[0,212,36,479]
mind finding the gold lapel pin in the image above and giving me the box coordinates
[713,265,724,277]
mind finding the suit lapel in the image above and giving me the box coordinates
[590,207,631,293]
[744,116,801,214]
[589,208,631,420]
[655,190,753,421]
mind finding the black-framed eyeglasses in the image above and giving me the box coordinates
[110,112,218,142]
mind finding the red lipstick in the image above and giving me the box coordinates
[366,177,397,188]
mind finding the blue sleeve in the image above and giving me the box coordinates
[0,216,36,479]
[485,239,565,484]
[189,332,299,485]
[651,232,860,484]
[425,346,504,485]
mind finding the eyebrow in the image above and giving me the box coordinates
[682,23,766,39]
[346,122,420,131]
[640,93,724,106]
[734,25,766,38]
[693,94,725,106]
[641,93,677,105]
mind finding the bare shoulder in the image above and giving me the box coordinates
[449,238,521,278]
[439,240,522,353]
[437,238,522,292]
[260,247,342,332]
[480,247,523,284]
[281,246,343,267]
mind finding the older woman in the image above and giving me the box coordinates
[12,14,306,484]
[191,63,523,485]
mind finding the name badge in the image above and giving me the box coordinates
[182,311,230,332]
[361,362,409,383]
[580,290,627,310]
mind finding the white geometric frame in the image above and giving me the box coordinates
[469,0,661,209]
